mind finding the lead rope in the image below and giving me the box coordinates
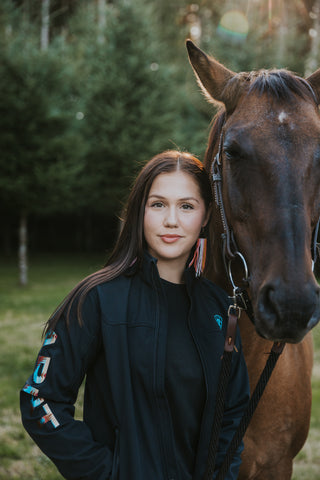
[204,300,285,480]
[215,341,284,480]
[204,306,239,480]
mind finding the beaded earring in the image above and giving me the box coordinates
[189,228,207,277]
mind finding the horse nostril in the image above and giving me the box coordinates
[258,284,278,324]
[257,283,291,340]
[257,281,320,341]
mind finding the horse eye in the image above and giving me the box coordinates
[223,146,241,160]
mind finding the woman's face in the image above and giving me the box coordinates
[144,170,209,280]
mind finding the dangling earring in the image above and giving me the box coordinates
[189,227,207,277]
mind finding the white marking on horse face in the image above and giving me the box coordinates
[278,111,288,123]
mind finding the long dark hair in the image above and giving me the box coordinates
[45,150,212,333]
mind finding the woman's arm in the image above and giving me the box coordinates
[20,289,114,480]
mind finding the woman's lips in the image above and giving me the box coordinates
[160,235,182,243]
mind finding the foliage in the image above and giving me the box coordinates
[0,2,85,218]
[0,58,83,216]
[65,1,181,214]
[0,0,319,255]
[163,1,310,75]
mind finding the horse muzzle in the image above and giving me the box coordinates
[254,279,320,343]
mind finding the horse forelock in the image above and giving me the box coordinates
[220,69,316,110]
[246,69,316,103]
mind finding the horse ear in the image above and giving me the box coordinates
[306,68,320,105]
[186,39,235,106]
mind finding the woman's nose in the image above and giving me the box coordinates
[164,207,178,227]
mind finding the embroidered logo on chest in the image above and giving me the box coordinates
[214,314,223,330]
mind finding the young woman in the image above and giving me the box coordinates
[20,150,250,480]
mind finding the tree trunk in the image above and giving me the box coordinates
[98,0,106,44]
[41,0,50,51]
[305,0,320,76]
[19,212,28,287]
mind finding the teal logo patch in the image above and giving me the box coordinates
[214,314,223,330]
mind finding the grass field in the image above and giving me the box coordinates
[0,254,319,479]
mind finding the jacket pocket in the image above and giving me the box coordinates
[111,428,120,480]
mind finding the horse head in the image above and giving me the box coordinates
[187,40,320,343]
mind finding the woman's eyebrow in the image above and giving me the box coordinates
[148,194,200,203]
[147,194,166,199]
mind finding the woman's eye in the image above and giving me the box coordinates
[181,203,194,210]
[151,202,164,208]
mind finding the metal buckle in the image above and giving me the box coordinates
[228,304,242,319]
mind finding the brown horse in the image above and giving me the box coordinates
[187,40,320,479]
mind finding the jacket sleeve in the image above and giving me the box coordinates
[20,288,113,480]
[213,327,250,480]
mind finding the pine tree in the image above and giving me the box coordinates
[67,0,180,217]
[0,2,84,284]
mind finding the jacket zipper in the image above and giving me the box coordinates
[111,427,120,480]
[151,263,177,480]
[187,292,211,480]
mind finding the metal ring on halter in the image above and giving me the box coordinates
[228,251,249,291]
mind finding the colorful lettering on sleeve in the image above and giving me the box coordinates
[43,331,57,346]
[33,356,51,384]
[39,404,60,428]
[22,331,60,429]
[22,383,60,429]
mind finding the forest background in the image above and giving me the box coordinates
[1,0,320,284]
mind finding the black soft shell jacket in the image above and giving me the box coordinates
[20,254,250,480]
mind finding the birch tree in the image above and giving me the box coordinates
[304,0,320,76]
[17,0,50,286]
[17,0,51,286]
[41,0,50,51]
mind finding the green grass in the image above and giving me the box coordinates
[292,326,320,480]
[0,254,319,479]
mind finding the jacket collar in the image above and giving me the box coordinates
[140,250,198,294]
